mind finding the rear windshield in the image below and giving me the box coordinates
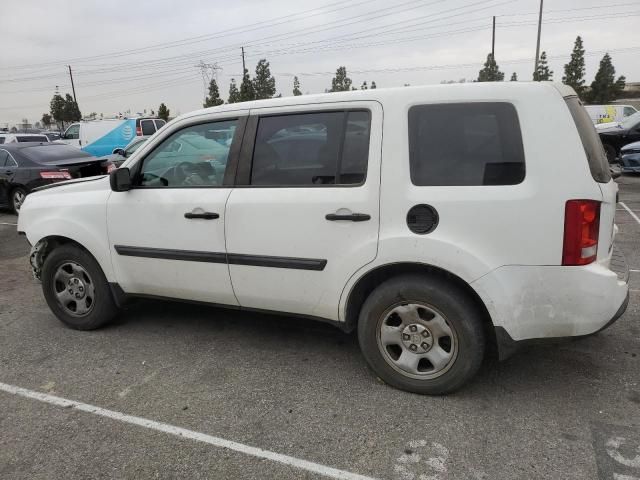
[564,97,611,183]
[20,145,94,163]
[140,120,156,135]
[17,135,48,143]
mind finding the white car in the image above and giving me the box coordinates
[17,82,629,394]
[0,133,50,144]
[585,104,637,125]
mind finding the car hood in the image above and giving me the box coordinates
[595,122,623,132]
[621,140,640,153]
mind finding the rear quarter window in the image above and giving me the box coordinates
[408,102,525,186]
[564,97,611,183]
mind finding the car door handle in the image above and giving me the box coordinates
[325,213,371,222]
[184,211,219,220]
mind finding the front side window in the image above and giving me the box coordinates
[250,110,371,186]
[409,103,525,186]
[138,119,237,188]
[65,124,80,139]
[140,120,156,136]
[154,119,166,130]
[623,106,637,117]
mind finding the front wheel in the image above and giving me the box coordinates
[358,275,485,395]
[41,244,119,330]
[603,144,617,164]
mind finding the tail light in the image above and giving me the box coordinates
[562,199,601,266]
[40,171,72,180]
[136,126,142,136]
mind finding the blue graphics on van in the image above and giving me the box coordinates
[81,119,136,157]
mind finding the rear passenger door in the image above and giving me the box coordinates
[224,102,382,320]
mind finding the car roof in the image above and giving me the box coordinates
[177,82,575,122]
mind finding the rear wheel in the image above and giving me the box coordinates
[10,187,26,215]
[357,274,485,395]
[41,244,119,330]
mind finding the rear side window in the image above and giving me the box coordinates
[140,120,156,136]
[0,150,8,166]
[0,138,4,144]
[564,97,611,183]
[250,110,370,186]
[408,103,525,186]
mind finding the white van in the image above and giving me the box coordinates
[60,117,165,157]
[18,82,628,394]
[585,104,637,125]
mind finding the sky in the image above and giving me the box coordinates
[1,0,639,128]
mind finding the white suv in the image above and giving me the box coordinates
[18,83,629,394]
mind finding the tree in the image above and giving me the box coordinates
[203,78,224,107]
[253,59,276,100]
[588,53,626,104]
[228,78,240,103]
[50,94,66,129]
[510,72,518,81]
[239,69,256,102]
[361,81,368,90]
[371,81,377,89]
[562,36,586,98]
[293,76,302,96]
[533,51,553,81]
[41,113,52,129]
[477,54,504,82]
[158,103,170,121]
[62,94,81,124]
[34,121,42,129]
[330,66,352,92]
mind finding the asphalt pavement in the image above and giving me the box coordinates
[0,177,639,480]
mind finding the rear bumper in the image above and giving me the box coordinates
[472,249,629,357]
[494,290,629,360]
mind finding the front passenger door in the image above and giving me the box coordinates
[107,113,247,304]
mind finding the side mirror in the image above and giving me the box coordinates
[112,148,125,156]
[59,133,66,140]
[110,167,131,192]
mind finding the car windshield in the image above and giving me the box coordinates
[125,138,147,156]
[621,111,640,129]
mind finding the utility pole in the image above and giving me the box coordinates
[491,16,496,59]
[241,46,246,74]
[534,0,544,74]
[67,65,77,103]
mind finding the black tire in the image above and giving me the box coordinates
[603,144,617,164]
[41,244,119,330]
[10,187,26,215]
[357,274,485,395]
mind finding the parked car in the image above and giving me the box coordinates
[585,104,637,125]
[42,131,61,142]
[0,133,50,144]
[102,136,150,167]
[0,143,111,214]
[620,140,640,173]
[17,83,628,395]
[597,111,640,162]
[59,117,165,157]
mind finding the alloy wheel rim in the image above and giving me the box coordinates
[53,262,95,317]
[13,191,25,212]
[376,302,458,380]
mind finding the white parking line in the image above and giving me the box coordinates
[619,202,640,225]
[0,222,17,226]
[0,382,377,480]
